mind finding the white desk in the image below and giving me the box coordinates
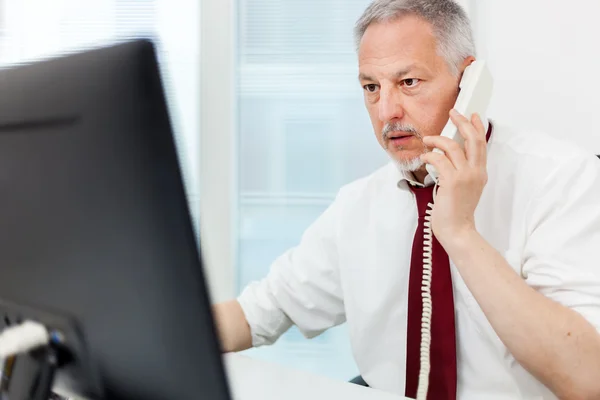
[52,353,407,399]
[224,353,408,400]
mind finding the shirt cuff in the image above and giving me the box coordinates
[237,280,293,347]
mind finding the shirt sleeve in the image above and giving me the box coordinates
[237,191,346,347]
[522,154,600,331]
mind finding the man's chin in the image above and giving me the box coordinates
[385,146,429,171]
[392,155,425,172]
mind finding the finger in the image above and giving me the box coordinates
[422,135,468,170]
[471,112,486,136]
[420,151,456,181]
[449,109,485,167]
[471,113,488,165]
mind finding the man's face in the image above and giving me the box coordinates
[358,15,471,170]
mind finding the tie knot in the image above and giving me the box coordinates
[409,184,434,218]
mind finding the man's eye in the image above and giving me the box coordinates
[363,84,379,93]
[402,78,421,88]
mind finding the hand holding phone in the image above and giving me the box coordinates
[425,60,493,182]
[415,61,493,400]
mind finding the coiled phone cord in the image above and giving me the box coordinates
[416,183,438,400]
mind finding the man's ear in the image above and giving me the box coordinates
[459,56,477,77]
[455,56,476,95]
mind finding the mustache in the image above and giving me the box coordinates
[381,122,421,140]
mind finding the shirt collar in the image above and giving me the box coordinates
[397,169,435,188]
[395,120,494,189]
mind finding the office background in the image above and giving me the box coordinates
[2,0,598,383]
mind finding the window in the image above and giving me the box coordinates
[0,0,201,230]
[236,0,388,380]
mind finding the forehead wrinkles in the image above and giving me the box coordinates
[358,18,440,71]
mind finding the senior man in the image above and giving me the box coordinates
[213,1,600,399]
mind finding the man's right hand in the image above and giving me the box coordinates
[212,300,253,353]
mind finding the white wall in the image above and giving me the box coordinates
[471,0,600,154]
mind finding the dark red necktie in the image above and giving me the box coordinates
[404,184,457,400]
[404,123,492,399]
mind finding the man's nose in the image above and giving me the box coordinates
[378,87,405,123]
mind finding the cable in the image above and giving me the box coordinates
[416,181,439,400]
[0,321,50,358]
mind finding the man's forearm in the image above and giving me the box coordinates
[443,230,600,399]
[212,300,253,353]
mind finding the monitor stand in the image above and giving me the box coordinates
[2,345,61,400]
[0,299,100,400]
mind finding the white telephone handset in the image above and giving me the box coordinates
[416,61,493,400]
[425,60,494,182]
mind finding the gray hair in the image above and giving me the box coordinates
[354,0,476,75]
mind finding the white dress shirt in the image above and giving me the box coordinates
[237,121,600,399]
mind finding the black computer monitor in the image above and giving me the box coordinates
[0,40,231,400]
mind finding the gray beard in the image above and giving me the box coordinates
[393,156,425,172]
[382,122,427,172]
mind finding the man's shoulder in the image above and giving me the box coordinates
[337,162,397,199]
[319,162,401,226]
[489,121,598,181]
[325,162,401,214]
[490,121,594,164]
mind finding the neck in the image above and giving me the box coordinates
[413,166,429,184]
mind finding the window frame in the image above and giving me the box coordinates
[199,0,238,303]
